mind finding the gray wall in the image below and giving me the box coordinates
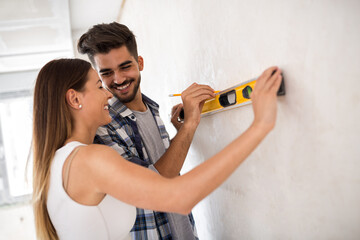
[116,1,360,239]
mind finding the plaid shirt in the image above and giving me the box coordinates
[94,94,197,240]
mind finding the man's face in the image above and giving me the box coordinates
[94,46,143,103]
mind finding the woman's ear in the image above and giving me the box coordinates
[66,89,82,110]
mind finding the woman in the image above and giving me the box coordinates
[32,58,282,240]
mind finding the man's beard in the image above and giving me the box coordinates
[112,75,141,103]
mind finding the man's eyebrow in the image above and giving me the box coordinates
[98,60,133,73]
[99,68,112,73]
[118,60,132,67]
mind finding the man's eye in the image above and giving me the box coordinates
[121,65,131,70]
[102,72,112,77]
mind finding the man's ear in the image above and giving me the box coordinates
[66,89,81,110]
[138,56,144,71]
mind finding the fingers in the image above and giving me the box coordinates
[255,66,278,90]
[181,83,216,101]
[181,83,216,113]
[270,73,283,93]
[194,94,215,105]
[179,83,215,125]
[171,103,183,117]
[264,66,279,79]
[255,66,282,95]
[264,68,282,92]
[170,104,184,131]
[250,67,282,132]
[171,103,183,121]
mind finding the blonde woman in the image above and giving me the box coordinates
[32,58,282,240]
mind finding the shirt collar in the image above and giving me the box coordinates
[108,94,159,118]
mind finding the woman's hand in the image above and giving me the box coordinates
[251,66,283,133]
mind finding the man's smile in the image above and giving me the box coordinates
[112,80,133,94]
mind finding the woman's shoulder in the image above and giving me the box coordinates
[76,143,120,164]
[82,143,115,153]
[64,141,113,152]
[73,144,128,182]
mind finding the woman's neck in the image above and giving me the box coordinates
[65,122,97,145]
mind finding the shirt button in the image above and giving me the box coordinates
[130,116,135,120]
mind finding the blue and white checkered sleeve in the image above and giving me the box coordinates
[94,126,128,157]
[94,126,153,168]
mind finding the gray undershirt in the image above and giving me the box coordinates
[132,105,196,240]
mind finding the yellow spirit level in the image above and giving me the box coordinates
[201,74,285,117]
[178,74,285,120]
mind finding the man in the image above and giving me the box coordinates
[78,22,215,239]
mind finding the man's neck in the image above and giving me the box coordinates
[123,92,147,112]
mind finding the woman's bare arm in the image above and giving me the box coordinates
[69,66,282,214]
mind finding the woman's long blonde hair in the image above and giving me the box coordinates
[32,59,91,239]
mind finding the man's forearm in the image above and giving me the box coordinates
[157,82,215,177]
[154,122,197,178]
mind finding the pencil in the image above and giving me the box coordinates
[169,91,220,97]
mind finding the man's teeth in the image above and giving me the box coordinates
[104,105,109,110]
[115,83,130,90]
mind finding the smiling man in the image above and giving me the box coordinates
[96,46,145,111]
[78,22,215,240]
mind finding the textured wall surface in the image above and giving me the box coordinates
[118,1,360,239]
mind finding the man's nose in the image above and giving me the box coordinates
[113,71,126,85]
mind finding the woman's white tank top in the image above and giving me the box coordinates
[47,141,136,240]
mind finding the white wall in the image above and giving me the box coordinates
[0,1,73,239]
[116,0,360,239]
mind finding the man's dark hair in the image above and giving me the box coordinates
[77,22,138,65]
